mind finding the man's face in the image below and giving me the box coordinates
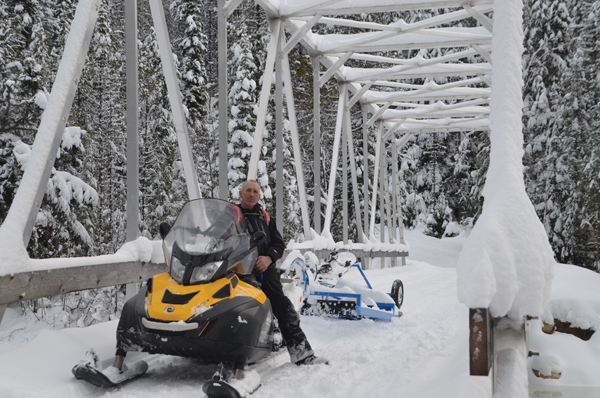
[240,181,261,209]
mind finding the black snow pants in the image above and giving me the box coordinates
[254,264,313,363]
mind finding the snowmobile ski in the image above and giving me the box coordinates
[202,378,243,398]
[202,363,261,398]
[72,349,149,388]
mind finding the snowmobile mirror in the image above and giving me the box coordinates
[159,222,171,240]
[249,231,267,248]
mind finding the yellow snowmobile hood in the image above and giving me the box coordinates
[147,272,267,322]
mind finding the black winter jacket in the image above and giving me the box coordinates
[236,203,285,264]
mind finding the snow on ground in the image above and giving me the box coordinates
[528,264,600,392]
[1,229,599,397]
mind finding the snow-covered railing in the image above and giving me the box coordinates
[285,237,408,268]
[0,261,166,306]
[0,238,166,310]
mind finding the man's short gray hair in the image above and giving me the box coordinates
[241,180,260,189]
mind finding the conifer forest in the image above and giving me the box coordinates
[0,1,599,324]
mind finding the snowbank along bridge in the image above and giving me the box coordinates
[0,0,551,394]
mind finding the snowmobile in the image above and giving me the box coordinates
[73,198,282,397]
[283,251,404,321]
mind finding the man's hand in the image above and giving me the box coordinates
[254,255,272,273]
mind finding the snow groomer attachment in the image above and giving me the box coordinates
[282,252,404,321]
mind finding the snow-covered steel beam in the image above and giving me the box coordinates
[394,132,416,152]
[0,0,101,253]
[286,0,345,18]
[366,102,392,127]
[223,0,245,18]
[218,0,228,199]
[248,19,281,180]
[390,124,491,134]
[391,135,398,247]
[369,122,384,238]
[284,18,462,131]
[149,0,201,200]
[322,86,346,235]
[382,120,404,141]
[340,46,488,67]
[346,81,373,109]
[383,98,490,111]
[463,4,494,33]
[254,0,280,17]
[318,51,353,87]
[378,132,387,244]
[313,9,493,55]
[325,30,416,56]
[316,27,491,54]
[380,108,490,120]
[342,107,348,244]
[125,0,139,243]
[393,115,490,126]
[382,145,393,244]
[282,14,321,56]
[369,93,490,104]
[363,87,491,103]
[343,91,364,242]
[125,0,140,301]
[391,136,406,265]
[272,0,493,18]
[344,63,492,83]
[313,56,321,234]
[290,5,493,32]
[472,44,493,64]
[276,29,284,233]
[282,53,312,238]
[362,106,369,238]
[480,74,493,87]
[368,76,490,90]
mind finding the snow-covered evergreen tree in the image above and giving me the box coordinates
[0,0,49,142]
[63,0,127,256]
[27,127,99,258]
[170,0,212,197]
[560,0,600,269]
[227,19,257,199]
[522,0,579,265]
[138,22,186,238]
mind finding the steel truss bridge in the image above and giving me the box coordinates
[0,0,536,392]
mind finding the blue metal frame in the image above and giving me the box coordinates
[309,260,399,321]
[284,257,399,321]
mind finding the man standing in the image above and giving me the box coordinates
[237,180,326,366]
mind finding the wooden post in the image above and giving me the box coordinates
[469,308,493,376]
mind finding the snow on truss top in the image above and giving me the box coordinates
[26,238,165,273]
[315,27,492,54]
[456,0,554,322]
[262,0,494,17]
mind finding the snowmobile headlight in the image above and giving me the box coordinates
[170,255,186,283]
[190,261,223,284]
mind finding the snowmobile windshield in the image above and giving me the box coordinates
[162,199,259,285]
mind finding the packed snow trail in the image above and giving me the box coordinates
[255,262,482,398]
